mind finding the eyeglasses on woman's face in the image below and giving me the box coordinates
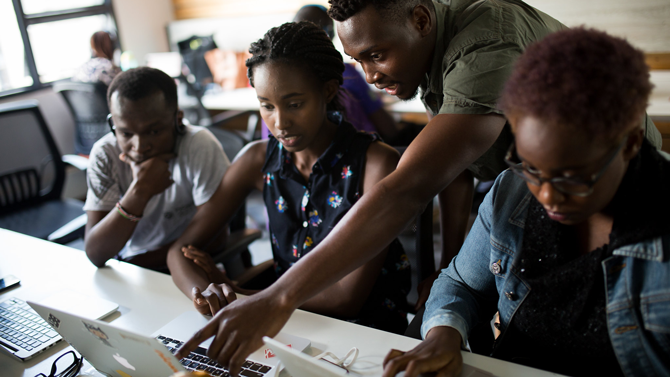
[504,137,627,197]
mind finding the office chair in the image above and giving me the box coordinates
[0,100,87,244]
[174,35,261,148]
[156,108,260,282]
[205,202,434,292]
[207,110,259,161]
[390,146,435,302]
[178,35,216,94]
[176,35,217,127]
[414,201,436,283]
[53,81,111,156]
[179,201,264,287]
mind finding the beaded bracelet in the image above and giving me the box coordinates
[115,202,142,222]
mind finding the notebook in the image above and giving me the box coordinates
[28,301,310,377]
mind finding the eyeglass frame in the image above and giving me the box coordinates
[503,136,627,197]
[34,350,83,377]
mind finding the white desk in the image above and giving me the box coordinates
[0,229,560,377]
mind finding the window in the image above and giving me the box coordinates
[21,0,106,15]
[0,0,118,96]
[0,2,33,92]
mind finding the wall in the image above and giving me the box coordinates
[172,0,327,19]
[167,13,295,52]
[171,0,670,55]
[113,0,175,65]
[524,0,670,53]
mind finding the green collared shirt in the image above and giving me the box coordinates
[420,0,661,180]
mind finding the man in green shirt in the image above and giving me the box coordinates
[331,0,661,310]
[176,1,661,375]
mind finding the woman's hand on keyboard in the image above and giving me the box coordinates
[192,283,237,316]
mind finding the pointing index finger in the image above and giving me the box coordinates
[175,320,217,360]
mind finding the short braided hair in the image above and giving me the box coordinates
[107,67,178,112]
[246,21,345,111]
[328,0,432,24]
[499,27,652,142]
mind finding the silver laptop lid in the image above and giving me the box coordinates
[28,300,185,377]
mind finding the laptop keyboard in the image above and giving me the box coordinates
[157,335,272,377]
[0,297,60,352]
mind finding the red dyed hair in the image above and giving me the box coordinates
[499,27,652,142]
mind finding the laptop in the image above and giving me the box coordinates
[28,301,310,377]
[0,292,118,361]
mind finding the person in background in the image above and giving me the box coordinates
[383,28,670,377]
[72,31,121,86]
[83,67,231,271]
[171,21,411,334]
[260,4,400,143]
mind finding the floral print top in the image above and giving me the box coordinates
[261,115,411,334]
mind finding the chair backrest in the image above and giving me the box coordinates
[207,127,245,161]
[178,35,216,91]
[53,81,110,155]
[392,146,436,282]
[0,100,65,213]
[415,202,436,281]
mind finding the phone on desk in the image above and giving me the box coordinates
[0,275,20,293]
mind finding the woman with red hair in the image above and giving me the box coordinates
[382,27,670,377]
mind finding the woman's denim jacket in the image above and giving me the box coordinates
[422,170,670,377]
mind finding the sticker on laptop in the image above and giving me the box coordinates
[114,352,136,371]
[154,349,179,373]
[47,313,61,329]
[83,321,114,348]
[264,344,292,359]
